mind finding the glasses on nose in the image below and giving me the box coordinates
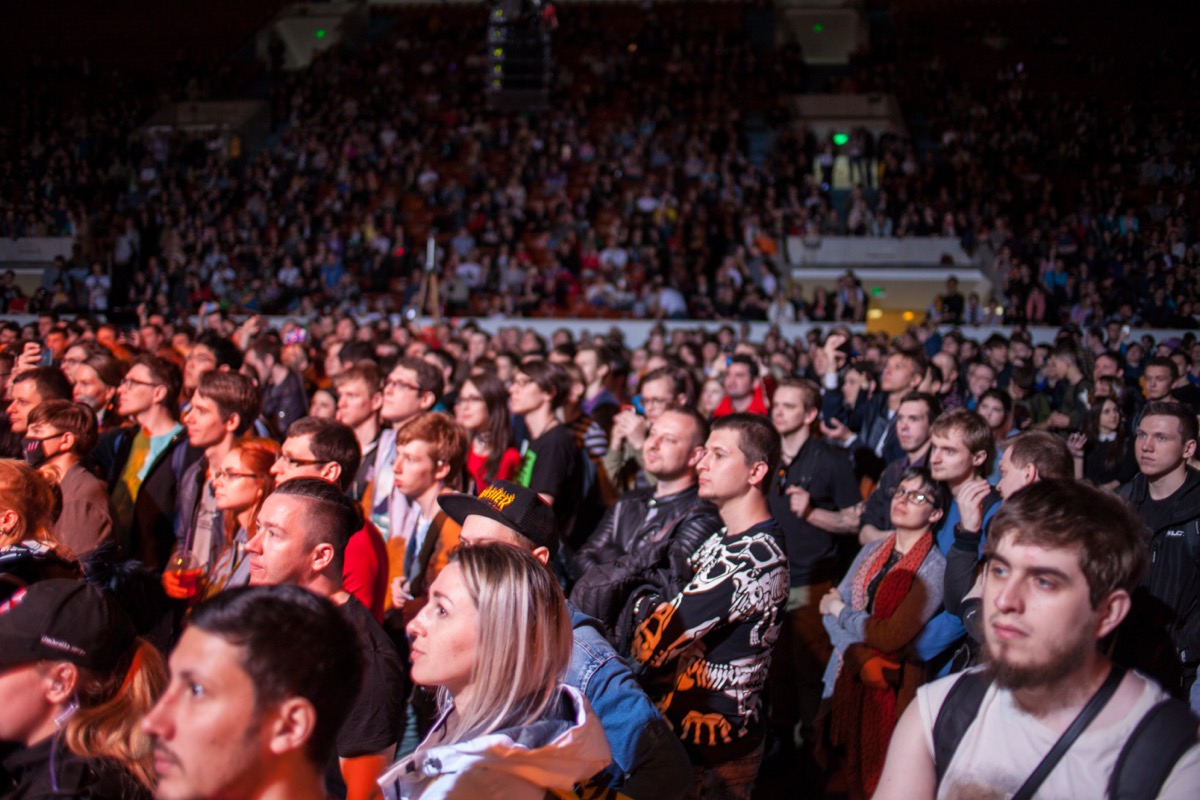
[889,488,933,506]
[275,452,328,469]
[642,396,671,409]
[120,377,161,389]
[511,375,534,388]
[212,470,258,483]
[457,395,485,405]
[384,379,421,393]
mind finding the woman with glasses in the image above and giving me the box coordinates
[817,467,947,799]
[205,437,280,598]
[164,438,280,600]
[456,372,520,492]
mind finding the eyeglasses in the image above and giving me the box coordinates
[212,470,259,483]
[889,487,934,506]
[275,452,329,469]
[456,395,485,405]
[120,377,161,389]
[511,375,534,388]
[384,378,421,393]
[60,357,85,368]
[641,396,672,408]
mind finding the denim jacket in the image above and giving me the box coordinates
[568,606,692,799]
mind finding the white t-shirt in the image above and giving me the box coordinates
[917,668,1200,799]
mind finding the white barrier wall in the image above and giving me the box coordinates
[0,238,73,263]
[785,235,972,267]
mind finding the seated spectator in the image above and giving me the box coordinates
[455,372,521,493]
[0,460,81,591]
[143,584,366,800]
[72,351,128,432]
[860,393,941,545]
[605,365,693,495]
[271,416,389,622]
[874,481,1200,799]
[244,332,309,441]
[819,468,948,798]
[713,355,769,417]
[6,367,73,437]
[24,400,115,557]
[202,437,279,598]
[440,480,692,798]
[570,406,720,642]
[102,354,192,571]
[0,579,167,799]
[628,414,789,798]
[382,543,611,798]
[245,478,407,798]
[1068,395,1137,489]
[389,412,468,625]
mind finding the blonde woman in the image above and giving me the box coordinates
[380,543,610,799]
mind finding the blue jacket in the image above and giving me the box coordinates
[568,606,691,799]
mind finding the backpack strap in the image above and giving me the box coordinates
[1107,698,1199,800]
[932,670,991,785]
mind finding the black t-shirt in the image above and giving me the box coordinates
[325,594,408,797]
[516,423,584,541]
[766,437,861,586]
[1139,493,1176,541]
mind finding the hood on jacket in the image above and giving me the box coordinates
[379,684,611,800]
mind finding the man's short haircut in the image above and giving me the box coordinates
[394,412,470,485]
[284,417,361,492]
[130,354,183,419]
[894,347,929,381]
[11,366,72,402]
[338,340,378,367]
[270,477,362,566]
[1006,431,1073,480]
[194,331,243,371]
[334,362,382,393]
[711,412,781,492]
[1144,356,1179,381]
[393,356,445,401]
[773,377,820,414]
[898,391,942,422]
[27,399,99,455]
[196,372,262,436]
[641,364,696,406]
[1095,350,1125,370]
[658,404,710,450]
[425,348,456,375]
[728,353,759,377]
[984,333,1009,351]
[930,408,995,476]
[187,584,364,765]
[1137,400,1199,444]
[986,480,1148,608]
[516,360,572,410]
[249,332,282,363]
[979,387,1013,415]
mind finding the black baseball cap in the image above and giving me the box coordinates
[439,480,560,557]
[0,579,137,673]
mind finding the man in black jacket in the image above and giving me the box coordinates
[98,355,197,569]
[1117,401,1200,712]
[570,406,719,642]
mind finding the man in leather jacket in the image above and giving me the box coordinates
[570,406,720,641]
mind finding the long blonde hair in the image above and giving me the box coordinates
[440,544,571,744]
[58,638,168,789]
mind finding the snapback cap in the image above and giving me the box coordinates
[0,578,137,673]
[439,480,560,557]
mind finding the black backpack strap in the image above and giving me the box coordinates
[1107,698,1199,800]
[933,670,991,785]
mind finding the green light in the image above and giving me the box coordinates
[832,132,850,146]
[493,48,503,57]
[871,287,883,297]
[315,28,326,39]
[813,23,824,33]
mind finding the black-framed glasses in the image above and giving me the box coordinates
[120,377,161,389]
[275,453,329,469]
[212,470,259,483]
[888,487,933,506]
[384,378,421,393]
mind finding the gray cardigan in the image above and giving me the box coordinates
[821,536,946,698]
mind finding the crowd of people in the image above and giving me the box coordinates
[1,3,1198,329]
[1,306,1199,798]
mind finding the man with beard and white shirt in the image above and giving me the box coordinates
[874,480,1200,799]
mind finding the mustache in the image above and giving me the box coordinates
[152,741,182,768]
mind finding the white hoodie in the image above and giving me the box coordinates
[379,685,611,800]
